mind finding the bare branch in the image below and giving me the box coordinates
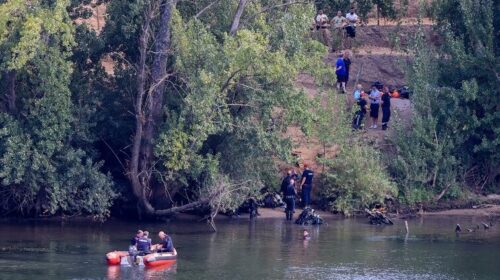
[194,0,221,19]
[230,0,248,36]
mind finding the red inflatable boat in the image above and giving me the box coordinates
[106,251,129,265]
[144,249,177,267]
[105,248,177,267]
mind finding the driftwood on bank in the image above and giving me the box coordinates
[365,208,394,225]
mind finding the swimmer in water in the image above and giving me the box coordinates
[303,229,311,240]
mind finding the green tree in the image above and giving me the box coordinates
[99,0,328,220]
[0,0,115,219]
[391,0,499,205]
[315,92,397,215]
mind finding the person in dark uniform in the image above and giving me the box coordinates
[343,51,351,85]
[284,178,297,221]
[381,86,391,130]
[130,230,143,248]
[136,232,152,255]
[300,163,314,208]
[280,170,292,197]
[155,231,174,253]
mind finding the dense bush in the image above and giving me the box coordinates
[390,0,499,205]
[315,92,397,215]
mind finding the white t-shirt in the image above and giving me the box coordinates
[316,14,328,24]
[346,13,358,26]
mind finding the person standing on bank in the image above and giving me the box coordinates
[369,84,381,129]
[343,51,351,86]
[300,163,314,208]
[284,178,297,221]
[335,53,347,93]
[280,169,292,197]
[345,8,358,38]
[381,86,391,130]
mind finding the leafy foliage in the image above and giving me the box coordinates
[316,92,397,215]
[0,0,115,218]
[390,0,500,204]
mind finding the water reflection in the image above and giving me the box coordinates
[106,264,176,280]
[0,216,499,280]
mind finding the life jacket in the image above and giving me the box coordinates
[136,236,150,252]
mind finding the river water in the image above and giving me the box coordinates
[0,215,499,280]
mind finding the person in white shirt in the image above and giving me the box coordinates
[315,10,329,30]
[346,8,359,26]
[345,8,358,38]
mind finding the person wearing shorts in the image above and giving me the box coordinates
[345,8,358,38]
[335,53,347,93]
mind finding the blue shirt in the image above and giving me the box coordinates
[302,169,314,185]
[336,58,346,76]
[161,236,174,252]
[369,89,381,104]
[353,90,361,100]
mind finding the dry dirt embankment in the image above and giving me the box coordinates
[291,24,438,172]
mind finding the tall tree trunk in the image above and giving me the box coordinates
[6,70,17,114]
[130,0,175,215]
[130,3,154,214]
[230,0,248,36]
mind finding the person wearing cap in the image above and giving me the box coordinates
[300,163,314,208]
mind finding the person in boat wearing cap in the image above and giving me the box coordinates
[155,231,174,253]
[300,163,314,208]
[136,230,152,255]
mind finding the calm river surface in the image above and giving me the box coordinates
[0,215,499,280]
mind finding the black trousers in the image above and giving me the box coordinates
[285,197,295,220]
[382,106,391,129]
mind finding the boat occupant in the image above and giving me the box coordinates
[136,231,152,255]
[155,231,174,253]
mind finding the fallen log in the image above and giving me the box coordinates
[365,208,393,225]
